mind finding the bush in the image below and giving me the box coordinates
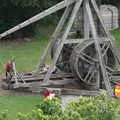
[17,109,63,120]
[0,94,120,120]
[64,93,120,120]
[0,110,8,120]
[36,97,62,115]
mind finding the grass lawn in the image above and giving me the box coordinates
[0,95,42,120]
[0,39,49,73]
[0,24,56,74]
[112,28,120,50]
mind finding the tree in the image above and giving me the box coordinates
[102,0,120,4]
[0,0,61,38]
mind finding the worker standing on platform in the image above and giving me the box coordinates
[5,60,13,79]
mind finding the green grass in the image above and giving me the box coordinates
[112,28,120,50]
[0,95,42,120]
[0,25,56,74]
[0,39,49,73]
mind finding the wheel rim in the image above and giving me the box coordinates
[70,40,116,87]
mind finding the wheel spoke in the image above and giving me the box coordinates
[76,52,95,65]
[102,43,110,57]
[84,66,95,82]
[81,52,98,63]
[87,68,96,82]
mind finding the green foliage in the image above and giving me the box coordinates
[0,110,8,120]
[0,95,41,120]
[10,0,61,8]
[16,109,63,120]
[36,97,62,115]
[112,28,120,50]
[0,94,120,120]
[103,0,120,4]
[64,93,120,120]
[0,38,49,73]
[0,0,61,38]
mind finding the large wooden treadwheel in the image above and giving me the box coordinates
[51,39,75,73]
[70,40,116,88]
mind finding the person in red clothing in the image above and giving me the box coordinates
[44,89,56,99]
[5,60,13,79]
[44,90,50,98]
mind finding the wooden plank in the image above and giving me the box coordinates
[43,0,83,83]
[86,0,113,96]
[0,0,76,39]
[13,83,30,89]
[29,86,101,96]
[111,76,120,81]
[41,79,75,86]
[11,73,73,82]
[65,37,110,44]
[29,86,102,96]
[17,78,75,88]
[65,38,85,44]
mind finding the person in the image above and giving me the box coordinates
[44,89,56,99]
[5,60,13,79]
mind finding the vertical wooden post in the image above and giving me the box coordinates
[12,61,19,86]
[86,0,113,96]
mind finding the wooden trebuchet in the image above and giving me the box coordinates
[1,0,120,97]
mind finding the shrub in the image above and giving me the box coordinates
[0,110,8,120]
[17,109,63,120]
[64,93,120,120]
[36,97,62,115]
[0,94,120,120]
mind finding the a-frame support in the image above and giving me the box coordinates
[36,0,117,96]
[35,5,73,73]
